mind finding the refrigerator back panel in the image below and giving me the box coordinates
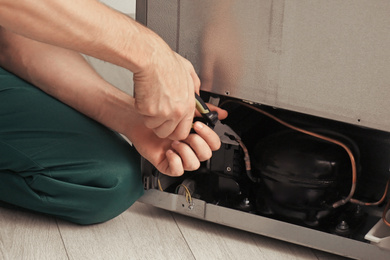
[139,0,390,132]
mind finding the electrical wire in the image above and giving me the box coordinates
[236,139,251,172]
[175,184,193,205]
[224,132,260,182]
[157,178,163,191]
[158,177,193,205]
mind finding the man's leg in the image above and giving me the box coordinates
[0,67,144,225]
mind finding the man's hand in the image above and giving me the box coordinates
[129,105,227,176]
[133,47,200,141]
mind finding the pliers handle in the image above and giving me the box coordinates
[195,93,219,129]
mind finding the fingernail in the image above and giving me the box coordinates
[166,149,174,155]
[194,122,204,131]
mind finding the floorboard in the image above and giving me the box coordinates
[172,212,319,260]
[57,202,195,260]
[0,207,68,260]
[172,212,353,260]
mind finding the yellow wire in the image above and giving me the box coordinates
[176,184,193,204]
[157,178,163,191]
[158,177,193,204]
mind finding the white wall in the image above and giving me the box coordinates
[100,0,136,14]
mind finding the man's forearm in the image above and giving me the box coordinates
[0,0,200,140]
[0,0,162,73]
[0,28,141,137]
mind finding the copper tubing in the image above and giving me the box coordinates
[221,100,357,208]
[350,179,390,206]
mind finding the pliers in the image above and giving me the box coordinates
[195,93,219,129]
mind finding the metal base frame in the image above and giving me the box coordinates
[138,189,390,260]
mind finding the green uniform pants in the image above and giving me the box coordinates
[0,67,144,225]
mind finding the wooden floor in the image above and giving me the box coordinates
[0,201,352,260]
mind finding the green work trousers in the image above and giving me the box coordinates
[0,67,144,225]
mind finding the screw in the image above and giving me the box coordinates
[336,220,350,233]
[243,198,250,205]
